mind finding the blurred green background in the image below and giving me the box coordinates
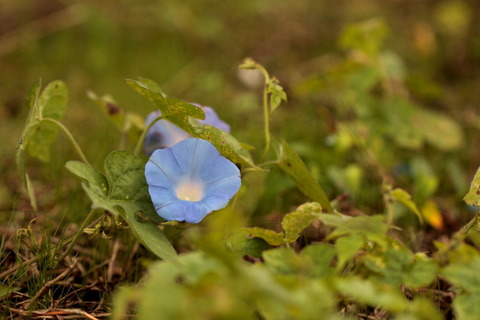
[1,0,480,224]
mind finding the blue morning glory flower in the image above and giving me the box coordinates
[143,104,230,154]
[145,138,241,223]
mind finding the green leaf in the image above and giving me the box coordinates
[327,215,387,244]
[277,141,333,213]
[262,247,298,275]
[282,202,322,243]
[413,108,464,151]
[404,254,438,288]
[23,80,68,162]
[363,248,438,288]
[242,227,284,246]
[442,255,480,320]
[128,78,257,168]
[450,294,480,320]
[66,151,176,261]
[464,165,480,207]
[267,77,287,113]
[335,277,409,313]
[126,78,205,119]
[335,233,365,269]
[17,80,42,210]
[65,161,109,198]
[339,18,389,57]
[242,202,322,246]
[391,188,423,223]
[226,233,271,258]
[300,243,336,278]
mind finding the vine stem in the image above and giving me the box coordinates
[42,118,90,165]
[257,65,271,162]
[133,115,163,156]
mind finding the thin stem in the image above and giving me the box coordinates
[56,208,101,265]
[452,211,479,242]
[261,83,271,161]
[434,210,479,264]
[41,118,90,165]
[256,65,271,162]
[134,115,163,156]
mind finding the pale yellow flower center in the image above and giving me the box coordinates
[176,181,204,201]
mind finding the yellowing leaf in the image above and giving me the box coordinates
[391,188,423,223]
[242,227,284,246]
[282,202,322,243]
[421,199,444,230]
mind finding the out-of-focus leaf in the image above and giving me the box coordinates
[267,77,286,113]
[278,141,333,213]
[391,188,423,223]
[335,233,365,269]
[441,253,480,320]
[88,91,126,130]
[300,243,336,278]
[363,248,438,288]
[282,202,322,243]
[404,254,438,288]
[226,233,271,258]
[335,277,409,313]
[327,215,387,244]
[66,151,176,261]
[379,51,406,82]
[434,0,472,37]
[464,165,480,207]
[421,199,444,230]
[263,247,298,275]
[339,18,389,57]
[412,157,439,204]
[413,108,464,151]
[243,202,322,246]
[242,227,284,246]
[88,91,144,141]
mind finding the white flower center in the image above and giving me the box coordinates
[176,181,204,201]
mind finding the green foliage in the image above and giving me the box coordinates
[267,77,287,113]
[390,187,423,223]
[441,245,480,320]
[7,8,480,319]
[464,165,480,207]
[21,80,68,162]
[243,202,322,246]
[87,91,145,140]
[277,141,333,212]
[127,78,257,168]
[16,80,68,210]
[65,151,176,261]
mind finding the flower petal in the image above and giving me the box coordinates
[143,111,190,153]
[155,201,211,223]
[145,138,241,223]
[198,106,231,133]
